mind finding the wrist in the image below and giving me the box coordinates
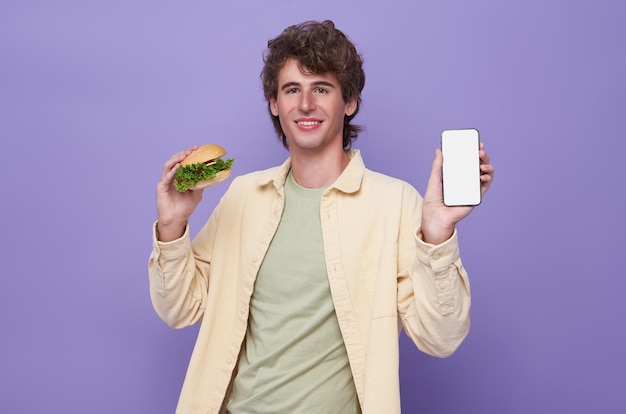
[156,220,187,242]
[420,221,454,245]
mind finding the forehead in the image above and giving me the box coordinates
[278,58,340,86]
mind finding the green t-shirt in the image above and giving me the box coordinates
[227,171,359,414]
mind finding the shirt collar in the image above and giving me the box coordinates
[256,149,365,194]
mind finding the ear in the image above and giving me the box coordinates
[270,97,279,116]
[345,96,357,117]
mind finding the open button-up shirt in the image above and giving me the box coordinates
[148,150,471,414]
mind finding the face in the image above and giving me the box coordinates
[270,58,357,154]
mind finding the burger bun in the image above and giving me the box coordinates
[181,144,227,166]
[187,169,232,190]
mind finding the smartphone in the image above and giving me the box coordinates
[441,128,481,206]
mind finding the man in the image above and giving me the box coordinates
[149,20,494,414]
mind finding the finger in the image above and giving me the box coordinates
[423,148,444,202]
[480,163,494,174]
[480,168,494,194]
[480,179,492,194]
[162,154,182,176]
[480,164,494,181]
[162,146,199,176]
[428,148,443,185]
[163,161,180,183]
[479,150,490,166]
[159,147,199,192]
[157,166,177,194]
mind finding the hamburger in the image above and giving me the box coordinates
[174,144,234,192]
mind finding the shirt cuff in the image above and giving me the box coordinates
[415,228,460,262]
[414,228,462,315]
[152,221,192,261]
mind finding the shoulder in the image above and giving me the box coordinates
[362,168,420,196]
[232,165,283,186]
[343,168,423,214]
[223,164,285,197]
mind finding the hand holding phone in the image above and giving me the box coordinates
[441,128,481,206]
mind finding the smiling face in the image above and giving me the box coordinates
[270,59,357,155]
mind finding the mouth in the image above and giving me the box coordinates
[296,120,322,126]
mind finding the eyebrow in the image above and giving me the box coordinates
[280,80,337,91]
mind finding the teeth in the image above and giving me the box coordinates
[297,121,320,126]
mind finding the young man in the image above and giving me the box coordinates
[149,20,494,414]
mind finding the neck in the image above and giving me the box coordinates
[289,148,350,188]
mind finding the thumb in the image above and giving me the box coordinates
[424,148,443,200]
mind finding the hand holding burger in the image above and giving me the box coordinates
[174,144,234,192]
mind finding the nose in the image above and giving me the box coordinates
[298,91,315,112]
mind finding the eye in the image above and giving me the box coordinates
[285,87,299,94]
[313,87,328,94]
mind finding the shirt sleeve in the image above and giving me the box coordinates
[396,192,471,358]
[148,221,209,328]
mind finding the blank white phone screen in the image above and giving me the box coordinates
[441,129,481,206]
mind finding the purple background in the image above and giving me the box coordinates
[1,0,625,413]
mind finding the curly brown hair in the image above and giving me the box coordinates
[261,20,366,150]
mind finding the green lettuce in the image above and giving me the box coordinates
[174,158,234,192]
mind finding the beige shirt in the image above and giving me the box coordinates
[149,150,471,414]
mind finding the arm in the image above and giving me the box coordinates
[396,189,471,357]
[148,147,213,328]
[148,213,218,328]
[397,144,493,356]
[398,226,471,357]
